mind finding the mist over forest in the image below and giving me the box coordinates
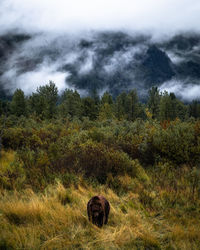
[1,0,200,102]
[1,30,200,102]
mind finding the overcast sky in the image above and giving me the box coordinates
[1,0,200,100]
[1,0,200,35]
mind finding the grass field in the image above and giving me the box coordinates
[1,118,200,249]
[0,177,200,250]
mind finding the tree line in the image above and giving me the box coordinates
[0,81,200,121]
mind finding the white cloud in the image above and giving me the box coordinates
[79,50,94,74]
[166,51,184,64]
[16,68,69,94]
[1,0,200,99]
[1,0,200,35]
[2,62,70,94]
[104,45,146,73]
[160,79,200,101]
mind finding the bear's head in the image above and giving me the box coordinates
[90,196,104,219]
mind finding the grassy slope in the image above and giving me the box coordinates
[0,178,200,250]
[1,122,200,250]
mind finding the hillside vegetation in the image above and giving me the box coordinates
[0,84,200,249]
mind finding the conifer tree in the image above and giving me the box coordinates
[101,92,113,105]
[10,89,27,116]
[159,91,179,121]
[126,89,139,121]
[98,92,114,120]
[115,92,128,120]
[189,100,200,119]
[59,89,82,119]
[82,97,98,120]
[34,81,58,119]
[147,86,160,119]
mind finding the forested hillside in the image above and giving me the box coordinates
[0,82,200,249]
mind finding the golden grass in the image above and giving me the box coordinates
[0,180,200,249]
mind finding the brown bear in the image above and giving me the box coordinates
[87,195,110,227]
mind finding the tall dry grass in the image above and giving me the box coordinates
[0,179,200,249]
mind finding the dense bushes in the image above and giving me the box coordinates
[1,85,200,249]
[71,140,145,182]
[153,120,200,164]
[1,116,200,250]
[1,116,200,190]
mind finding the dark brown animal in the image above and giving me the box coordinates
[87,195,110,227]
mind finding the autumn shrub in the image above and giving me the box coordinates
[0,151,25,190]
[2,127,27,149]
[117,133,144,160]
[17,149,52,189]
[2,118,200,191]
[26,134,43,150]
[78,140,128,182]
[76,140,149,183]
[46,134,149,184]
[87,126,114,145]
[152,120,200,164]
[1,116,200,249]
[36,123,63,149]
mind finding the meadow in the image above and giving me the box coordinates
[0,115,200,249]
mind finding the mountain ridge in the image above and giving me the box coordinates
[1,31,200,101]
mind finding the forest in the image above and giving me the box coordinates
[0,81,200,249]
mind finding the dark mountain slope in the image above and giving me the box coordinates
[0,31,200,100]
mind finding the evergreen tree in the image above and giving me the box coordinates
[10,89,27,116]
[115,92,128,120]
[189,100,200,119]
[59,89,82,119]
[159,91,179,121]
[28,92,44,117]
[98,92,114,120]
[35,81,58,119]
[99,103,115,121]
[82,97,98,120]
[90,88,100,105]
[147,86,160,119]
[126,89,139,121]
[0,100,10,116]
[101,92,113,105]
[175,99,188,121]
[137,103,147,120]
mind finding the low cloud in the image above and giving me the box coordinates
[1,3,200,102]
[104,45,146,73]
[2,62,70,95]
[79,50,95,74]
[160,79,200,101]
[166,51,185,64]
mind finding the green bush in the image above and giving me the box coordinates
[0,158,25,190]
[153,121,200,164]
[3,128,27,149]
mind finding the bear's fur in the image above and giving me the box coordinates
[87,195,110,227]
